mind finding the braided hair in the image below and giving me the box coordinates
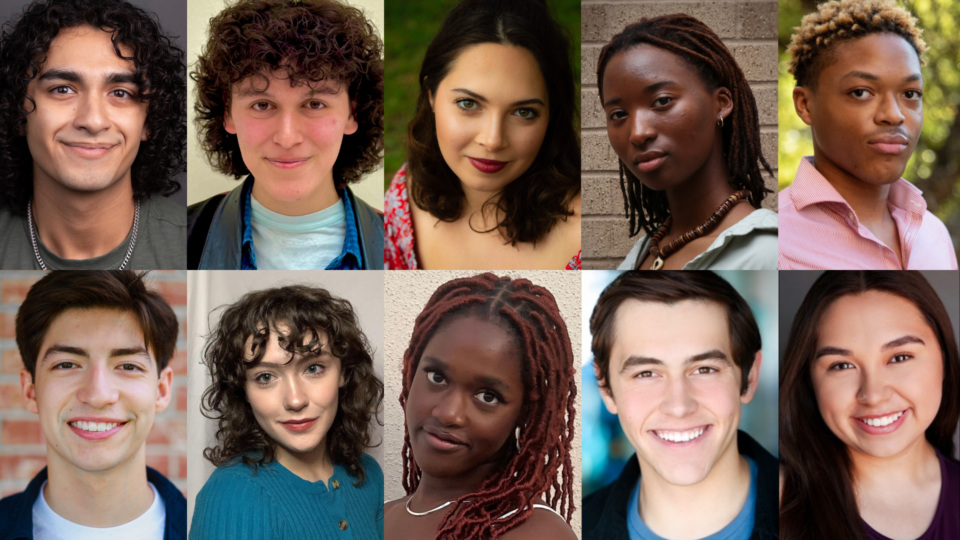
[596,14,773,237]
[400,273,576,539]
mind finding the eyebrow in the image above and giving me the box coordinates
[618,349,731,373]
[451,88,545,108]
[603,80,678,108]
[41,344,150,364]
[839,71,922,84]
[38,69,139,86]
[815,335,926,360]
[235,84,340,99]
[254,350,331,368]
[421,355,512,392]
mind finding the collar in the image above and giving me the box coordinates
[789,156,927,217]
[240,179,361,270]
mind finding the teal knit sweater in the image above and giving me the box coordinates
[190,454,383,540]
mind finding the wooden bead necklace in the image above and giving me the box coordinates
[646,190,751,270]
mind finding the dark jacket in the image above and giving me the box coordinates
[0,466,186,540]
[186,176,384,269]
[583,430,779,540]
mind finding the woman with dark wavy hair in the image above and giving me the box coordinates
[384,0,581,270]
[191,284,385,540]
[188,0,385,270]
[780,271,960,540]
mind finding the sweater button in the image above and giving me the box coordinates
[339,520,348,530]
[332,480,340,489]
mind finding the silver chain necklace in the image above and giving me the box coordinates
[405,497,454,517]
[27,199,140,270]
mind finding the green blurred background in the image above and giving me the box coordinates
[383,0,581,191]
[778,0,960,251]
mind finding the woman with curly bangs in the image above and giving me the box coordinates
[598,14,777,271]
[779,271,960,540]
[188,0,384,270]
[384,273,578,540]
[191,284,385,540]
[384,0,582,271]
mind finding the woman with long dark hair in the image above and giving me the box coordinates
[384,0,581,270]
[597,15,777,270]
[779,271,959,540]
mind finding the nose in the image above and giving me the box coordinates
[659,375,698,418]
[433,389,467,427]
[475,114,507,151]
[628,111,657,147]
[282,375,308,412]
[76,363,120,409]
[875,93,905,126]
[273,111,304,148]
[73,94,110,134]
[857,367,893,406]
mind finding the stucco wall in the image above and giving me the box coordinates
[383,270,583,537]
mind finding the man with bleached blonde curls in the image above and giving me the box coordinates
[778,0,957,270]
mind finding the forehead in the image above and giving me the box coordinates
[817,33,921,87]
[41,308,146,351]
[231,70,345,100]
[243,323,331,363]
[421,316,522,382]
[603,43,708,95]
[817,291,935,348]
[441,43,547,102]
[610,299,731,363]
[37,25,135,77]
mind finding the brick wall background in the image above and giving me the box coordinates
[581,0,779,269]
[0,271,188,497]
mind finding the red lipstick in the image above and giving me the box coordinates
[468,157,507,174]
[280,417,318,433]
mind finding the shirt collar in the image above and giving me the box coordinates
[790,156,927,216]
[240,178,361,270]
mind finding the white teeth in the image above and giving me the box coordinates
[655,427,706,443]
[70,421,119,432]
[860,411,904,427]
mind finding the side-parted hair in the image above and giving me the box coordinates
[787,0,926,90]
[192,0,383,186]
[596,15,772,238]
[405,0,580,246]
[400,273,576,539]
[201,285,383,485]
[590,271,760,394]
[16,271,179,380]
[0,0,186,215]
[780,271,959,540]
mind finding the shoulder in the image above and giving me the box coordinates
[355,454,384,489]
[582,480,617,528]
[197,460,269,501]
[0,490,29,529]
[191,462,283,539]
[385,165,410,215]
[499,507,576,540]
[143,194,186,227]
[617,235,648,270]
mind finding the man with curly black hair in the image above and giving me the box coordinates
[187,0,385,270]
[780,0,957,270]
[0,0,187,270]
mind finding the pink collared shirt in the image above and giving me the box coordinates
[779,157,958,270]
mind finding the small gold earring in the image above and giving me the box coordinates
[717,116,724,127]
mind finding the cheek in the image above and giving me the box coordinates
[244,386,275,419]
[304,117,344,147]
[434,110,472,152]
[811,374,851,424]
[234,118,271,149]
[513,122,548,160]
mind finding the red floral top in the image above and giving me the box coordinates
[385,166,581,270]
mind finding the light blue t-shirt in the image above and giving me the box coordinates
[250,195,346,270]
[628,457,757,540]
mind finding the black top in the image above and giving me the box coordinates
[582,430,779,540]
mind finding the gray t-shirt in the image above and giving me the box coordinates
[0,196,186,270]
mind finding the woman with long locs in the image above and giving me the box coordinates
[779,271,959,540]
[384,274,578,539]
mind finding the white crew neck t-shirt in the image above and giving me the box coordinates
[250,195,347,270]
[32,480,165,540]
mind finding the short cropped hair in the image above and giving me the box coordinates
[0,0,186,214]
[200,285,383,485]
[16,271,179,380]
[590,272,760,394]
[192,0,384,186]
[787,0,927,89]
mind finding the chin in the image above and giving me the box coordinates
[653,462,712,486]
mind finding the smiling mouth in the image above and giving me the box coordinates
[68,420,127,440]
[855,409,908,433]
[280,417,318,432]
[652,425,709,444]
[266,158,309,169]
[62,142,116,158]
[468,157,508,174]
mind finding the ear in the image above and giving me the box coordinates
[140,127,149,142]
[595,363,619,415]
[793,86,814,126]
[428,89,435,112]
[715,86,734,124]
[224,107,237,135]
[338,367,347,388]
[343,99,359,136]
[20,368,39,415]
[740,350,763,404]
[154,365,174,413]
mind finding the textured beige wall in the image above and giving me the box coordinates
[383,271,583,537]
[186,0,385,210]
[581,0,779,269]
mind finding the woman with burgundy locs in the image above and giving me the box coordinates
[384,273,578,540]
[599,14,778,270]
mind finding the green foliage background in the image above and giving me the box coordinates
[383,0,581,190]
[778,0,960,251]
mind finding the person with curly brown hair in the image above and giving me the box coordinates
[0,0,187,270]
[188,0,385,270]
[779,0,958,270]
[191,284,384,539]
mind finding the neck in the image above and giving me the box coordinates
[411,457,505,509]
[44,443,154,527]
[31,176,136,260]
[460,184,503,233]
[663,148,737,233]
[275,442,335,484]
[251,175,340,217]
[811,153,892,226]
[850,437,939,493]
[637,444,750,540]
